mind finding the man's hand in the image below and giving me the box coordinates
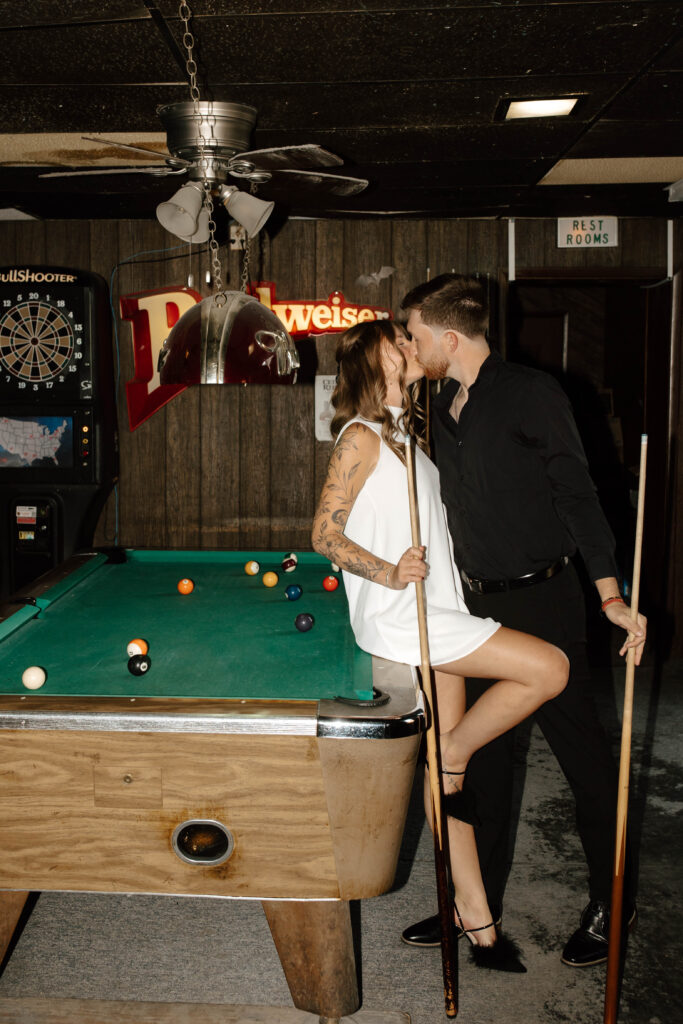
[604,602,647,664]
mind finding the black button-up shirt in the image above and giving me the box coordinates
[431,350,618,582]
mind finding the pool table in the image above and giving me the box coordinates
[0,549,425,1023]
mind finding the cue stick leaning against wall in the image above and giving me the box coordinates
[604,433,648,1024]
[405,434,458,1019]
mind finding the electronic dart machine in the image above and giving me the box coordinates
[0,267,117,600]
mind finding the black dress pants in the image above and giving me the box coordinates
[463,562,627,911]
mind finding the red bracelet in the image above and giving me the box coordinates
[601,596,625,611]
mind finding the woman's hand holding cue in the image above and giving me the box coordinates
[386,546,427,589]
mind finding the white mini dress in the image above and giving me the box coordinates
[339,408,499,667]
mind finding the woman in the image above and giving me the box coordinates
[312,319,569,968]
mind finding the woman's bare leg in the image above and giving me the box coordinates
[435,627,568,777]
[424,672,496,946]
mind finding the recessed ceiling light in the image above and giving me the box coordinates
[505,98,579,119]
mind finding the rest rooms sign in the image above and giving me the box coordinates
[557,217,618,248]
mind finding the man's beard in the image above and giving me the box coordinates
[419,353,450,380]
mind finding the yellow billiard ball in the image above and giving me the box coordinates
[244,560,260,576]
[262,571,279,588]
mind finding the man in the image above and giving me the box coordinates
[400,274,645,967]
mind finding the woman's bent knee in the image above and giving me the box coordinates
[543,645,569,700]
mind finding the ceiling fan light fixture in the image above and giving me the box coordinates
[156,181,204,238]
[178,206,211,244]
[219,184,274,237]
[504,97,579,119]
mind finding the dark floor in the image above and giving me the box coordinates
[0,655,681,1023]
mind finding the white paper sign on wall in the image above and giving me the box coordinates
[557,217,618,248]
[315,375,337,441]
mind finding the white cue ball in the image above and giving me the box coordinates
[22,666,46,690]
[331,563,340,573]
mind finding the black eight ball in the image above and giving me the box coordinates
[295,612,315,632]
[128,654,152,675]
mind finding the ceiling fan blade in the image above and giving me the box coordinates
[39,166,185,179]
[81,136,187,164]
[269,168,368,197]
[235,144,344,171]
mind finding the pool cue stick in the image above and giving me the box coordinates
[604,433,648,1024]
[405,434,458,1019]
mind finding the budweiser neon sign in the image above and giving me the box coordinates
[249,281,392,335]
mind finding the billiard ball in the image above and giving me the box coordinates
[262,571,279,588]
[21,666,46,690]
[283,551,298,566]
[281,557,297,573]
[127,638,149,657]
[177,578,194,595]
[128,654,151,676]
[285,583,303,601]
[244,560,260,576]
[323,575,339,592]
[331,563,340,573]
[294,612,315,632]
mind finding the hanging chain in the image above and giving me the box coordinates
[240,234,251,292]
[178,1,225,304]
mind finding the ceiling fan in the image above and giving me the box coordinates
[39,100,368,239]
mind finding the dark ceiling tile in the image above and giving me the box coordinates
[0,1,149,28]
[166,3,683,83]
[603,72,683,120]
[0,20,181,84]
[0,86,188,133]
[248,123,589,164]
[568,121,683,158]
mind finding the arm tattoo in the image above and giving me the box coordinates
[312,428,390,584]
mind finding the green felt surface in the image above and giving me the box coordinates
[0,550,373,701]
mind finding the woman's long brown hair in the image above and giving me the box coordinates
[330,319,426,463]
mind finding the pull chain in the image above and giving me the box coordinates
[178,1,225,304]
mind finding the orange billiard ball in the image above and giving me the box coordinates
[177,578,195,595]
[127,638,149,658]
[323,575,339,591]
[262,571,279,588]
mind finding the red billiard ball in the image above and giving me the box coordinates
[323,575,339,591]
[177,578,194,594]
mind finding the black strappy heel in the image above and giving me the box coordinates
[441,769,481,826]
[453,901,527,973]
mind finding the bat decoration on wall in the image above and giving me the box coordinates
[355,265,395,287]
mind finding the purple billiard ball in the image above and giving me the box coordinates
[294,612,315,632]
[285,584,303,601]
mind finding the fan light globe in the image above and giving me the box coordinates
[220,185,274,237]
[156,182,204,238]
[178,207,210,244]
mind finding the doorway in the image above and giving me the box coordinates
[507,275,675,653]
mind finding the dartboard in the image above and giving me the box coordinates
[0,300,75,383]
[0,268,97,401]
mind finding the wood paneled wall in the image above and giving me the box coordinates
[0,216,674,566]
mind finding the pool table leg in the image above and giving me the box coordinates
[262,898,358,1021]
[0,892,30,968]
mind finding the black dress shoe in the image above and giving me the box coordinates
[561,900,637,967]
[401,907,503,947]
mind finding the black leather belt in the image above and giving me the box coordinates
[460,557,568,595]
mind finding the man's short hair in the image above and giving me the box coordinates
[402,273,488,337]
